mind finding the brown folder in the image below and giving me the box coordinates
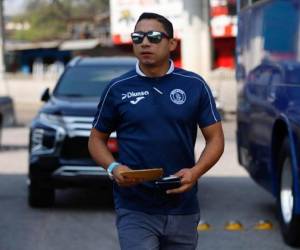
[120,168,163,181]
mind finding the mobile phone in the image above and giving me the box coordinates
[155,175,181,190]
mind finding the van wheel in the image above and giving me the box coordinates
[28,181,55,208]
[277,138,300,247]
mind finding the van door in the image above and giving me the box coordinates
[246,65,273,181]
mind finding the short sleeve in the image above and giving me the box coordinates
[92,84,118,133]
[197,82,221,128]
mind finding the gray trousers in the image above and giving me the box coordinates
[116,208,200,250]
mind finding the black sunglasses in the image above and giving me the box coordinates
[131,31,170,44]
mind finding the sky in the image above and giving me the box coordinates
[4,0,26,16]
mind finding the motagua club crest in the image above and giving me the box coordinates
[170,89,186,105]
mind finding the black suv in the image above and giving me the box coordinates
[28,57,136,207]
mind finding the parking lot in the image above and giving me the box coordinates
[0,118,295,250]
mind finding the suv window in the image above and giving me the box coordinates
[54,65,133,97]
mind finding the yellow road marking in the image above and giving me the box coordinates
[196,220,274,232]
[224,220,244,231]
[197,221,211,231]
[254,220,273,230]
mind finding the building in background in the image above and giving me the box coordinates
[210,0,236,69]
[110,0,239,70]
[3,12,116,77]
[110,0,184,67]
[5,0,242,74]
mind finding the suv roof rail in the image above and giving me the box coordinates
[68,56,82,67]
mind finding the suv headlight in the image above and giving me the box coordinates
[39,113,64,127]
[31,128,56,155]
[31,113,66,155]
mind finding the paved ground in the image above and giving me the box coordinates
[0,118,295,250]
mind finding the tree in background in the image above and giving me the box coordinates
[9,0,109,41]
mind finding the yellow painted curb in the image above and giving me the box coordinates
[224,220,243,231]
[254,220,273,230]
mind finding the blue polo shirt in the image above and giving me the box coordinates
[92,61,221,215]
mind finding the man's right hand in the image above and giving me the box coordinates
[113,165,145,187]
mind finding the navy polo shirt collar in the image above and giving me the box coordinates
[135,60,175,77]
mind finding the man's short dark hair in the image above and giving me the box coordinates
[135,12,174,38]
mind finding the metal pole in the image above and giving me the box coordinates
[181,0,212,79]
[0,0,7,95]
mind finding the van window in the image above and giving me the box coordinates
[263,1,298,55]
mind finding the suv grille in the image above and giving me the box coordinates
[63,116,94,138]
[60,116,118,160]
[61,136,90,159]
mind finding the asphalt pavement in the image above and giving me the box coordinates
[0,119,295,250]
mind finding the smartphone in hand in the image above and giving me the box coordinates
[155,175,181,190]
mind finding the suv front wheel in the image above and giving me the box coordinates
[28,180,55,208]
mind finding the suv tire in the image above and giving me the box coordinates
[277,138,300,247]
[28,181,55,208]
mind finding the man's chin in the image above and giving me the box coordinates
[139,59,156,66]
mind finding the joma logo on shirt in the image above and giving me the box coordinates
[122,90,149,101]
[130,96,145,105]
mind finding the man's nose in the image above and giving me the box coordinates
[141,36,151,46]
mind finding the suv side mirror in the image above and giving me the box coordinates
[41,88,50,102]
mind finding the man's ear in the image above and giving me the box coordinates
[169,38,178,52]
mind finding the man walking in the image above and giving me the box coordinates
[88,12,224,250]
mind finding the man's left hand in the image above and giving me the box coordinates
[166,168,198,194]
